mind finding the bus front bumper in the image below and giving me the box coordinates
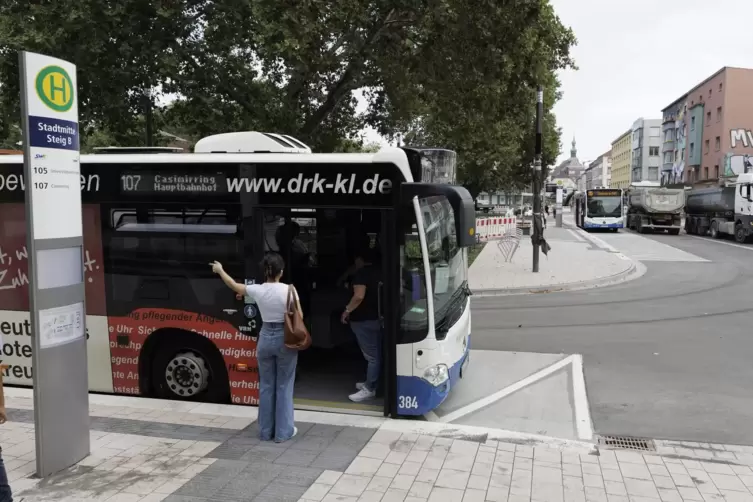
[395,341,470,416]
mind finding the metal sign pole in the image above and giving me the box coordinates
[555,188,563,227]
[19,51,90,477]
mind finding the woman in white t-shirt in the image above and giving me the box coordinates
[210,253,299,442]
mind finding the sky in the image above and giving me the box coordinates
[548,0,753,166]
[363,0,753,165]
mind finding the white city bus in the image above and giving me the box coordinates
[0,132,474,417]
[574,188,624,231]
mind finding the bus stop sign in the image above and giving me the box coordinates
[19,50,90,477]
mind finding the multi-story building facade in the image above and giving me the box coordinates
[631,118,662,183]
[586,151,612,188]
[662,67,753,185]
[610,130,632,189]
[661,95,687,184]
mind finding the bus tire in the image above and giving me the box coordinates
[148,330,231,404]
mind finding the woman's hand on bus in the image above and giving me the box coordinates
[340,310,349,324]
[210,261,223,274]
[235,293,243,301]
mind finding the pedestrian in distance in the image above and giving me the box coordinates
[0,364,14,502]
[341,246,383,402]
[211,253,299,442]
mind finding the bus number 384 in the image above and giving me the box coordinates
[399,396,419,409]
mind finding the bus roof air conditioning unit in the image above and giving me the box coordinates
[194,132,312,154]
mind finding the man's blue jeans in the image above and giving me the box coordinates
[257,322,298,442]
[0,449,13,502]
[350,319,382,392]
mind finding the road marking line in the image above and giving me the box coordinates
[576,230,619,253]
[687,235,753,252]
[571,354,593,441]
[437,355,574,424]
[567,229,586,242]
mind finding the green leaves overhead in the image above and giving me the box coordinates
[0,0,575,189]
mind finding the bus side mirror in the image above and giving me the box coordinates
[401,183,476,248]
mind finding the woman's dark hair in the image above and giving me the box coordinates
[261,252,285,280]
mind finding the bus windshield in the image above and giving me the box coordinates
[587,195,622,218]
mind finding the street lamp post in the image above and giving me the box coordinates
[532,86,544,273]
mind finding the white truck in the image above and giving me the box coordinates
[685,173,753,242]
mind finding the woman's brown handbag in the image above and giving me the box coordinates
[284,285,312,350]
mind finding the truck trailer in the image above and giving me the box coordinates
[685,173,753,242]
[626,185,685,234]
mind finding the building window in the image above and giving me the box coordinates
[706,111,711,124]
[664,130,673,142]
[715,136,720,151]
[709,89,712,97]
[649,146,660,156]
[704,139,709,154]
[717,106,722,122]
[691,117,695,131]
[690,143,694,156]
[704,166,708,179]
[649,167,659,181]
[719,82,723,91]
[714,165,719,178]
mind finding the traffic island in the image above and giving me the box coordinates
[469,225,642,296]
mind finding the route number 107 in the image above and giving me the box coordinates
[398,395,419,409]
[120,174,141,191]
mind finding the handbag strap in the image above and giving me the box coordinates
[286,284,301,314]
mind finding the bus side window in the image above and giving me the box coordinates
[103,206,242,315]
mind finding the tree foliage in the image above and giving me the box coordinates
[0,0,575,189]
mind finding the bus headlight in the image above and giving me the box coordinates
[422,364,449,386]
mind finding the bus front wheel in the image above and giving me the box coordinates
[149,330,230,403]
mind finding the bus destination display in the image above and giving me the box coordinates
[120,172,228,194]
[588,189,621,197]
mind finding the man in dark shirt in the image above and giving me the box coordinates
[341,247,382,402]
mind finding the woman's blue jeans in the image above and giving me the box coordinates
[350,319,382,392]
[0,449,13,502]
[256,322,298,442]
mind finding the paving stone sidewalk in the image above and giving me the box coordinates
[4,396,753,501]
[299,432,753,502]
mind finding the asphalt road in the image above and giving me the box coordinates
[470,229,753,446]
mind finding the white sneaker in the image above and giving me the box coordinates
[355,382,366,390]
[349,387,376,402]
[292,426,298,438]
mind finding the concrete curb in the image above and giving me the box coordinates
[472,261,642,297]
[472,225,645,297]
[5,387,598,454]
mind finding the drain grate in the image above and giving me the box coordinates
[597,435,656,452]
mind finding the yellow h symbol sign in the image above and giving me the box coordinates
[35,65,74,112]
[47,73,68,104]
